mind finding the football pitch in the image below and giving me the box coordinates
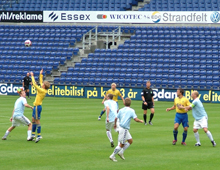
[0,95,220,170]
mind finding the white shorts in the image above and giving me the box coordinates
[12,116,31,127]
[118,127,132,144]
[193,116,208,129]
[106,121,114,131]
[115,119,120,132]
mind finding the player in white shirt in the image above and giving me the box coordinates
[104,94,118,147]
[2,87,34,141]
[178,91,216,147]
[109,98,143,162]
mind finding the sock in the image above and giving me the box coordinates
[206,131,214,141]
[27,92,29,97]
[194,132,200,143]
[36,124,41,137]
[173,130,178,141]
[100,110,105,117]
[106,131,113,142]
[27,130,32,139]
[111,146,122,157]
[119,142,130,154]
[32,123,36,136]
[182,131,187,142]
[143,114,147,123]
[150,113,154,122]
[4,130,10,138]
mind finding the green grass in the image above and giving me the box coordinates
[0,95,220,170]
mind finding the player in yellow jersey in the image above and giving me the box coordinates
[166,88,191,145]
[98,83,125,121]
[30,69,50,143]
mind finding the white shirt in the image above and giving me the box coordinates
[104,99,117,122]
[117,107,137,130]
[13,97,27,118]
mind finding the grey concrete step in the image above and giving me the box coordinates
[51,70,61,77]
[132,0,151,11]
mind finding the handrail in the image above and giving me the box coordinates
[82,26,122,50]
[82,26,98,49]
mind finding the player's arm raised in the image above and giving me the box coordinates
[39,69,44,86]
[30,78,32,86]
[30,72,44,93]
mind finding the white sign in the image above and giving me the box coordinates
[43,11,220,23]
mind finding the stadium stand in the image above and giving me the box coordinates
[54,26,219,90]
[0,1,220,90]
[0,24,219,90]
[0,25,81,83]
[139,0,220,11]
[2,0,143,11]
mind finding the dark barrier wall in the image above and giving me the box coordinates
[0,11,43,22]
[1,83,218,103]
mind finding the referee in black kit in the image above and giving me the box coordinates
[141,80,155,125]
[22,72,32,99]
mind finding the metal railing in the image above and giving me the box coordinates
[82,26,98,50]
[82,26,122,50]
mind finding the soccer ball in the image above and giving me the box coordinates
[25,40,32,47]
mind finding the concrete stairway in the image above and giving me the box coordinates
[44,30,134,84]
[132,0,151,11]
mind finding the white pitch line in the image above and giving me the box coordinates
[0,116,10,118]
[0,122,11,124]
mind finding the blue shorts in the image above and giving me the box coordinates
[174,113,189,128]
[32,105,42,120]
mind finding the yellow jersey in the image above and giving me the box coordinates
[174,96,191,113]
[32,74,47,106]
[106,89,122,102]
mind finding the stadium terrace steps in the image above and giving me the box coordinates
[3,0,144,11]
[138,0,220,11]
[132,0,151,11]
[0,25,219,90]
[56,26,220,90]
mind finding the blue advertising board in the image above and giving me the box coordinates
[2,84,215,103]
[154,89,212,103]
[0,83,22,95]
[30,85,84,98]
[85,87,211,103]
[85,86,142,100]
[208,90,220,103]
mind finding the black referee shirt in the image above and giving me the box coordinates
[22,76,31,86]
[141,88,154,102]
